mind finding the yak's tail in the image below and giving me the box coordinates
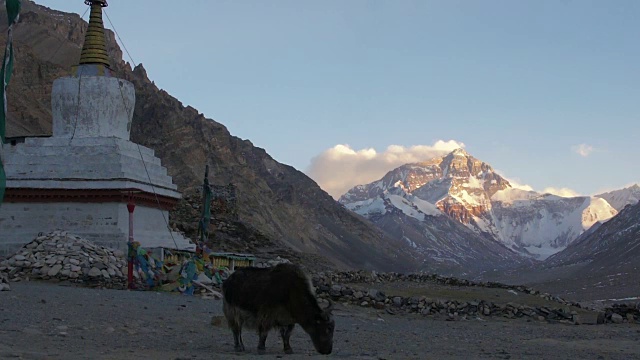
[223,297,258,329]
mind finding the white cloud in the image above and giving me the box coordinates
[508,181,534,191]
[571,143,594,157]
[493,169,534,191]
[542,187,581,197]
[306,140,465,199]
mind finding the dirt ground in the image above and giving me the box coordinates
[1,282,639,360]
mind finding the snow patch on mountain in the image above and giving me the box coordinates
[411,195,442,216]
[582,197,618,228]
[451,189,482,207]
[388,194,425,220]
[344,197,387,217]
[464,175,484,189]
[344,188,442,222]
[595,184,640,211]
[490,196,617,259]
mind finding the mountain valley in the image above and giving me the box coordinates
[1,1,638,301]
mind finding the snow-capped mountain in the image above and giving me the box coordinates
[344,184,526,277]
[543,200,640,275]
[341,148,509,223]
[340,148,618,260]
[485,202,640,302]
[595,184,640,211]
[489,189,617,259]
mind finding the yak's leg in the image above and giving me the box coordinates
[228,321,245,352]
[280,324,295,354]
[257,325,269,355]
[224,303,245,352]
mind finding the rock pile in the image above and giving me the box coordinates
[605,303,640,324]
[312,281,614,324]
[0,231,128,289]
[0,271,10,291]
[309,270,640,325]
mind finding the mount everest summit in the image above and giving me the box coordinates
[339,148,618,261]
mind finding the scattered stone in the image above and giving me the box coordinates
[0,272,10,291]
[393,297,402,307]
[611,313,624,324]
[385,308,395,315]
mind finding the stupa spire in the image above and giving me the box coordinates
[74,0,111,76]
[80,0,110,68]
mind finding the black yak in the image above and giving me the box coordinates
[222,263,335,355]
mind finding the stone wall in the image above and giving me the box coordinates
[210,184,239,233]
[211,184,238,219]
[0,202,192,256]
[310,270,639,325]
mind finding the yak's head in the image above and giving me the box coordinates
[306,300,335,355]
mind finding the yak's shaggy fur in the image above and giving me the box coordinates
[222,263,334,355]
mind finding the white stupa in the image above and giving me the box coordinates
[0,0,194,255]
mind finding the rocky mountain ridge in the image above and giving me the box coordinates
[595,184,640,212]
[340,148,618,260]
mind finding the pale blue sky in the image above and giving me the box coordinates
[36,0,639,196]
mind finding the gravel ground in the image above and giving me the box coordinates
[1,282,639,360]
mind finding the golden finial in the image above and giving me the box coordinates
[79,0,110,69]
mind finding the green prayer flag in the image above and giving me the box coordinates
[197,165,213,244]
[0,0,21,204]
